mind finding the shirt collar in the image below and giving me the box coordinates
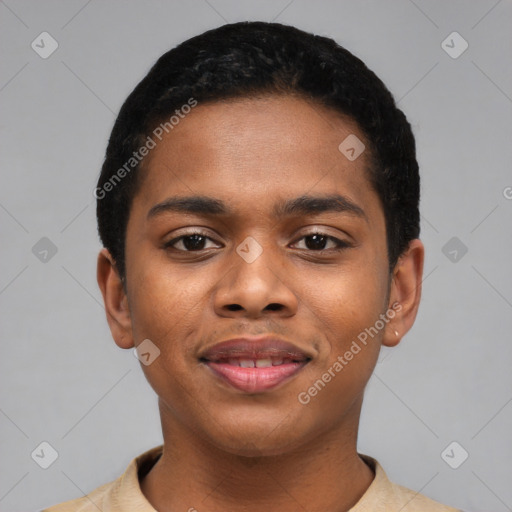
[111,446,416,511]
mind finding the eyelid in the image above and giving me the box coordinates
[164,228,223,250]
[163,227,352,252]
[290,226,352,242]
[289,231,352,251]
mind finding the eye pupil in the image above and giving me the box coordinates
[305,234,328,250]
[183,234,206,251]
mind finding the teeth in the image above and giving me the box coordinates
[223,357,293,367]
[255,359,272,368]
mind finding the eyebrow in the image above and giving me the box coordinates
[147,196,227,219]
[273,194,367,221]
[147,194,367,221]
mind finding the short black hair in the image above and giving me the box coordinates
[96,21,420,279]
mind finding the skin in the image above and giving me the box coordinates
[97,95,424,512]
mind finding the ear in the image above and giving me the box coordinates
[97,248,134,349]
[382,239,424,347]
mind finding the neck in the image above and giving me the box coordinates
[141,399,374,512]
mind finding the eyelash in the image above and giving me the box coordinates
[164,230,351,253]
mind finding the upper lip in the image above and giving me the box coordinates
[199,336,312,362]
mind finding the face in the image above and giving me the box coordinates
[98,95,423,457]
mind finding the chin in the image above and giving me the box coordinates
[214,436,301,458]
[203,412,311,458]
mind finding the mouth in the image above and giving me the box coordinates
[199,337,312,393]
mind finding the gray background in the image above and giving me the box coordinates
[1,1,511,511]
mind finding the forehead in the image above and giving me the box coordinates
[135,95,379,217]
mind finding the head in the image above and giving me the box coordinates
[96,22,423,457]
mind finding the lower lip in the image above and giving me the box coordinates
[204,361,307,393]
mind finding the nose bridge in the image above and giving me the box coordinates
[236,245,279,288]
[213,238,298,317]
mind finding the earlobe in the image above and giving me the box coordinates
[382,239,424,347]
[97,248,134,349]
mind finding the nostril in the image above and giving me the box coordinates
[265,303,283,311]
[226,304,243,311]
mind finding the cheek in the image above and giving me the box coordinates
[296,271,385,421]
[296,262,388,408]
[127,258,209,349]
[301,262,388,335]
[127,271,204,403]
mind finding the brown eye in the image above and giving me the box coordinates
[181,234,207,251]
[304,234,329,250]
[165,232,220,252]
[292,233,349,251]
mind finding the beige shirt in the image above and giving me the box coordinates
[42,445,461,511]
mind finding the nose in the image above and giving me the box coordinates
[212,247,298,319]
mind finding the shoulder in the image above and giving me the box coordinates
[354,455,461,512]
[40,445,163,512]
[40,480,113,511]
[389,481,461,511]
